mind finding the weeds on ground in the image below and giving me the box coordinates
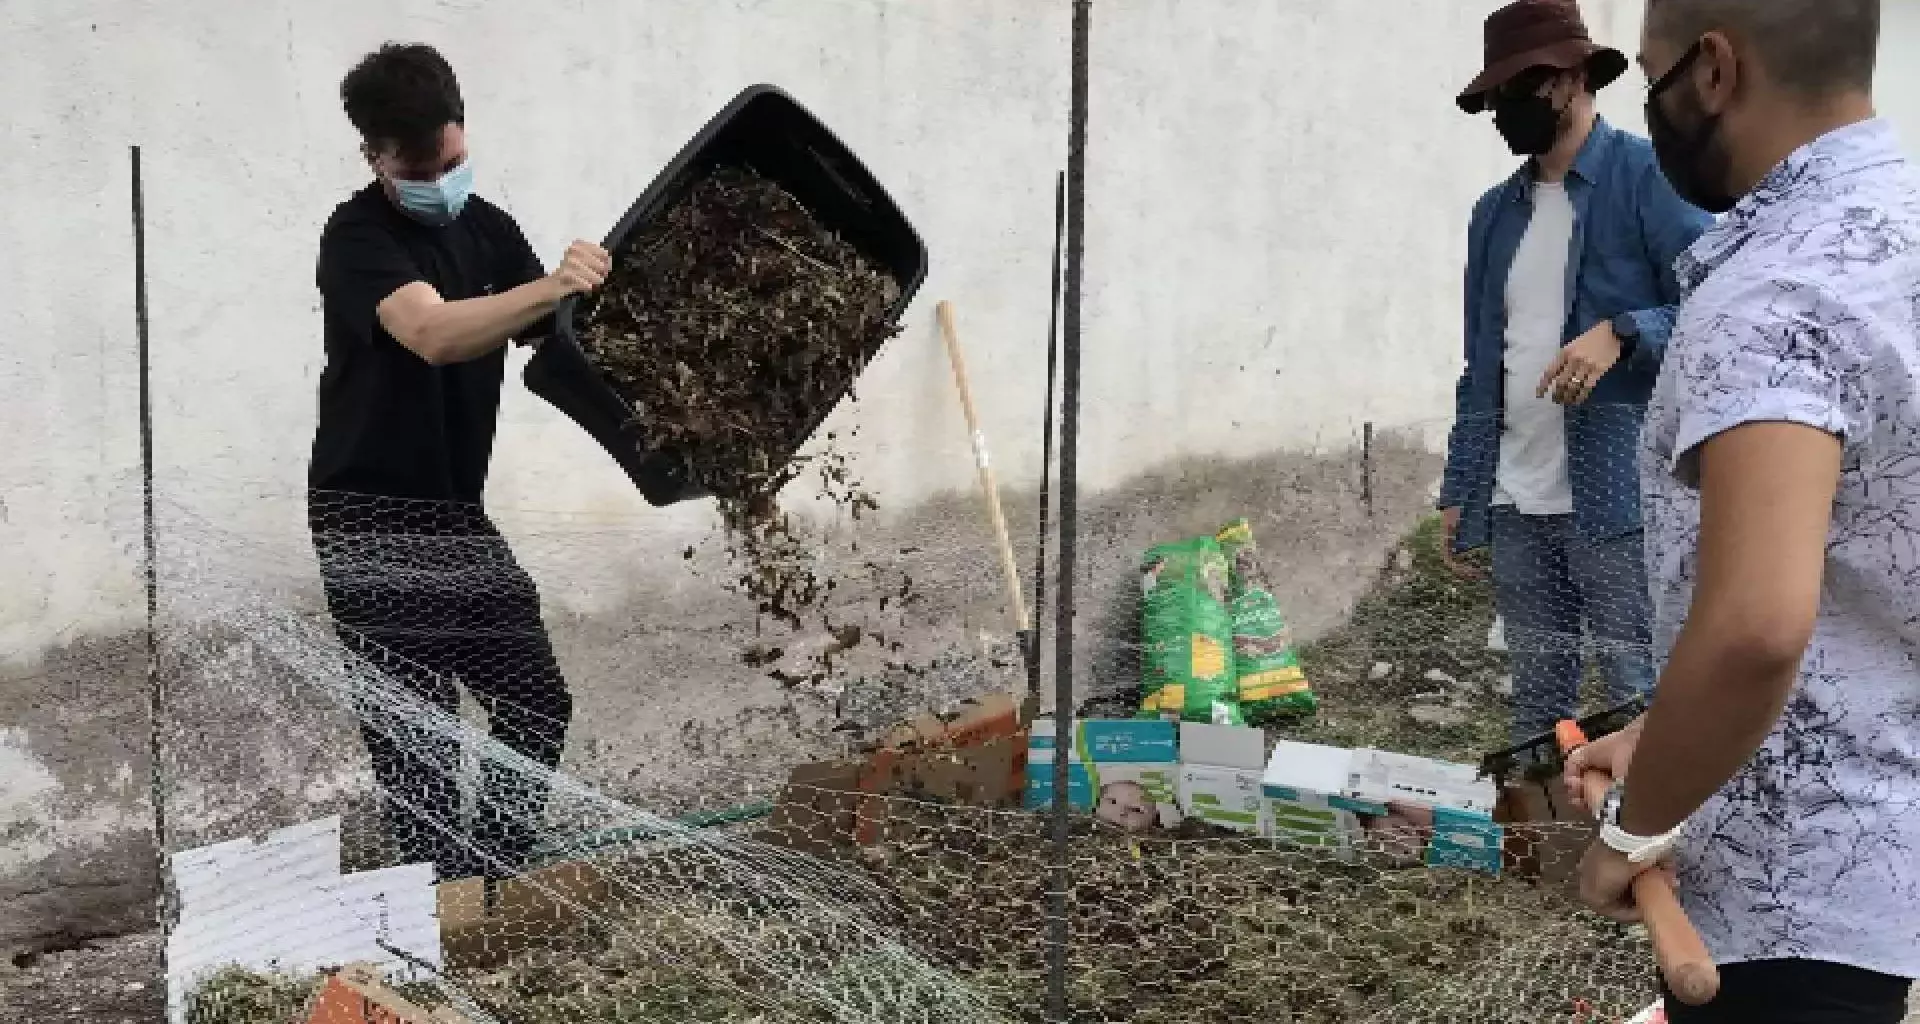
[1286,515,1508,762]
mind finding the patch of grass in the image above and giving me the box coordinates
[186,968,317,1024]
[186,961,809,1024]
[823,812,1653,1023]
[1286,515,1509,762]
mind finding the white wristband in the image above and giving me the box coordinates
[1599,820,1681,864]
[1598,780,1682,864]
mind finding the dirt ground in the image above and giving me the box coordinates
[3,931,1914,1023]
[0,931,164,1024]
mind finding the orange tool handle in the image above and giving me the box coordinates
[1559,722,1721,1007]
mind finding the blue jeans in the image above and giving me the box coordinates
[1490,506,1654,743]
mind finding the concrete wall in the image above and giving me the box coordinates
[5,0,1918,954]
[2,0,1071,951]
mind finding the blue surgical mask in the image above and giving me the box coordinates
[391,160,473,226]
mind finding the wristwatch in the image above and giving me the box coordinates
[1611,313,1642,362]
[1598,780,1683,865]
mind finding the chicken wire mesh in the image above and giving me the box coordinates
[152,407,1674,1024]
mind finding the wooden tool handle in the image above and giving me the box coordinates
[1565,752,1719,1006]
[937,301,1030,632]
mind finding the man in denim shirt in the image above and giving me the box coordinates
[1443,0,1711,742]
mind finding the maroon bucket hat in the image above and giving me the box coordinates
[1457,0,1628,113]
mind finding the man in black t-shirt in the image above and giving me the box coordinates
[309,42,611,880]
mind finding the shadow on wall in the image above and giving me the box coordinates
[542,427,1439,811]
[0,633,157,959]
[1066,429,1439,715]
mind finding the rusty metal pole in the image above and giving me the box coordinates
[1046,2,1092,1020]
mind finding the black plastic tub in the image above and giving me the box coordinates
[523,84,928,507]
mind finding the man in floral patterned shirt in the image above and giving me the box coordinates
[1564,1,1917,1020]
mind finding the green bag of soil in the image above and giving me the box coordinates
[1214,518,1318,724]
[1138,536,1244,725]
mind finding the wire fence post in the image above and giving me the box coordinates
[1029,170,1067,713]
[132,144,168,936]
[1047,2,1092,1020]
[1362,420,1374,518]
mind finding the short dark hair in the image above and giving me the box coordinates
[1647,0,1879,97]
[340,43,465,164]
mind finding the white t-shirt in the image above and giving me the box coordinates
[1493,180,1575,516]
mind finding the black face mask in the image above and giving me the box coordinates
[1492,90,1568,156]
[1646,42,1737,213]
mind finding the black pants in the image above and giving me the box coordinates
[312,496,572,881]
[1665,959,1912,1024]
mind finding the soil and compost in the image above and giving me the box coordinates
[579,167,905,686]
[184,817,1649,1024]
[580,166,901,510]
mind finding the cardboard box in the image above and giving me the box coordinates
[436,858,611,970]
[860,693,1026,800]
[1348,748,1503,874]
[166,818,442,1024]
[855,693,1028,845]
[304,964,472,1024]
[1261,740,1369,853]
[858,733,1028,845]
[1493,774,1597,886]
[871,692,1025,751]
[1177,723,1269,834]
[764,693,1031,851]
[1260,742,1506,874]
[764,760,867,856]
[1347,748,1499,815]
[1026,718,1181,831]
